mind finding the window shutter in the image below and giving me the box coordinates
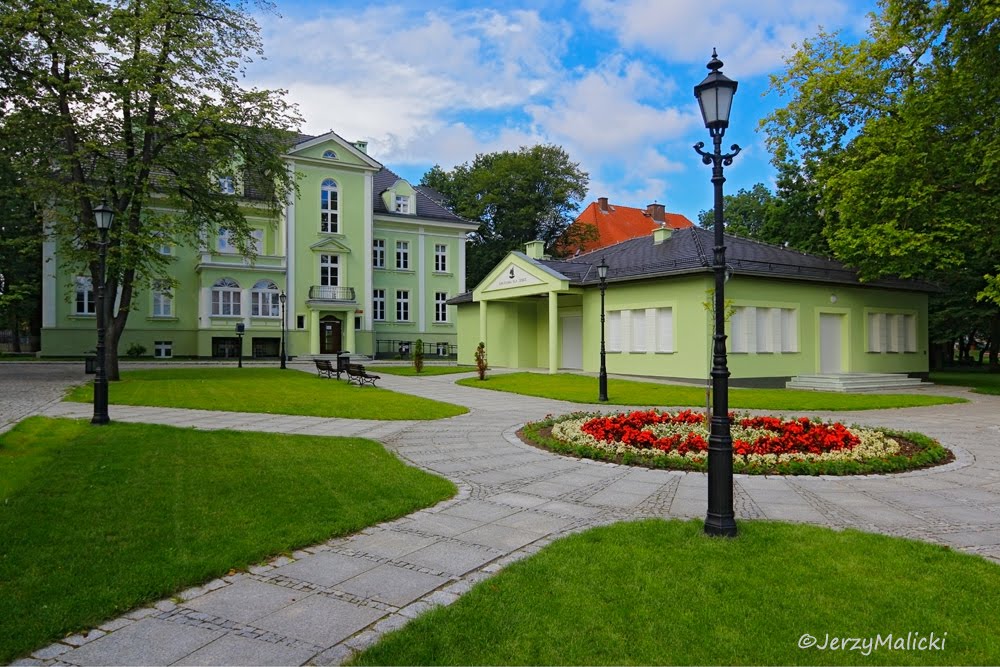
[656,308,673,352]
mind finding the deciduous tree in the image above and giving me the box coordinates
[422,145,589,286]
[0,0,300,377]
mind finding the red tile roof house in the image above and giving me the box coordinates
[554,197,695,256]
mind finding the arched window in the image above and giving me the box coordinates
[322,150,337,159]
[320,178,339,233]
[251,279,280,317]
[211,277,241,316]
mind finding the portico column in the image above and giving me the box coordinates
[310,310,320,355]
[345,312,356,353]
[479,300,487,349]
[548,291,558,374]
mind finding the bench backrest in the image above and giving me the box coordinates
[347,363,365,374]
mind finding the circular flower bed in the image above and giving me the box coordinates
[522,409,950,475]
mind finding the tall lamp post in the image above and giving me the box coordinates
[597,257,609,402]
[279,291,287,369]
[91,202,114,425]
[693,48,740,538]
[235,323,245,368]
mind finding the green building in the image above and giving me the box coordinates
[452,227,934,388]
[40,131,477,360]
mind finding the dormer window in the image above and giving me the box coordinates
[395,195,410,214]
[322,150,337,159]
[218,175,235,195]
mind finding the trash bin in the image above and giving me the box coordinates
[336,351,351,378]
[84,356,96,374]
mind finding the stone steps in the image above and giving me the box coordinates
[785,373,929,392]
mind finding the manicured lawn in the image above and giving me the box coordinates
[373,365,477,377]
[353,520,1000,665]
[930,370,1000,395]
[0,417,456,664]
[66,368,467,419]
[457,373,966,410]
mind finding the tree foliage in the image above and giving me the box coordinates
[421,145,589,286]
[0,155,41,351]
[763,0,1000,363]
[0,0,300,376]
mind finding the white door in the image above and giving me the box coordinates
[819,313,843,373]
[561,316,583,369]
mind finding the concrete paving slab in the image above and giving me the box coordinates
[936,529,1000,548]
[487,492,552,509]
[401,541,502,576]
[174,634,318,666]
[456,524,545,551]
[255,595,385,648]
[493,510,579,534]
[584,489,648,508]
[64,618,222,666]
[270,551,380,588]
[337,564,451,606]
[533,500,606,518]
[439,500,521,522]
[346,530,439,559]
[399,512,484,537]
[183,580,306,624]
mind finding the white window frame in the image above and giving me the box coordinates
[211,278,241,316]
[151,281,173,318]
[219,175,235,195]
[320,178,339,233]
[396,289,410,321]
[373,239,385,269]
[434,292,448,323]
[373,289,386,321]
[322,150,337,159]
[395,195,410,214]
[434,244,448,272]
[320,254,339,287]
[154,341,173,358]
[655,308,673,353]
[607,311,622,352]
[75,276,95,315]
[435,342,449,356]
[396,241,410,270]
[251,279,280,318]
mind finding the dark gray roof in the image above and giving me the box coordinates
[416,185,449,206]
[373,167,475,225]
[542,226,937,292]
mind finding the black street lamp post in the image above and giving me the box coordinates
[236,323,245,368]
[92,202,115,425]
[279,291,287,369]
[693,48,740,538]
[597,258,609,402]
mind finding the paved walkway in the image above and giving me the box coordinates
[6,363,1000,666]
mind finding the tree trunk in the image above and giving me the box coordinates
[979,339,989,365]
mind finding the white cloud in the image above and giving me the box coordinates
[581,0,853,75]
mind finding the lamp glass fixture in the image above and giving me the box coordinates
[597,259,608,281]
[694,49,738,129]
[93,202,115,230]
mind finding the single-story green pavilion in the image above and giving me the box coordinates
[450,227,935,387]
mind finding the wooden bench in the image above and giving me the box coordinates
[346,363,380,387]
[314,358,336,379]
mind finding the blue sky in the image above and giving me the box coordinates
[245,0,878,223]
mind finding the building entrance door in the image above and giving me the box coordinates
[819,313,843,373]
[320,316,342,354]
[560,316,583,369]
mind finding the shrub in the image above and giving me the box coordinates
[475,342,488,380]
[413,339,424,373]
[126,343,147,358]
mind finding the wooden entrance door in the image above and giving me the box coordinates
[320,316,342,354]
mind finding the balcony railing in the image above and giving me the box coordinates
[308,285,356,302]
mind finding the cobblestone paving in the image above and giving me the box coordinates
[5,364,1000,666]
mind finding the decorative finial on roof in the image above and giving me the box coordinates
[707,48,723,72]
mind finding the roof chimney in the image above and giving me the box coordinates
[653,226,672,245]
[598,197,609,212]
[353,140,368,154]
[646,203,666,223]
[525,239,545,259]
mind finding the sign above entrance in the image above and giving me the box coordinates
[485,263,545,292]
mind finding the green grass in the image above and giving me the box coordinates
[65,368,467,419]
[353,519,1000,666]
[0,417,456,663]
[930,370,1000,395]
[372,365,477,377]
[458,373,966,410]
